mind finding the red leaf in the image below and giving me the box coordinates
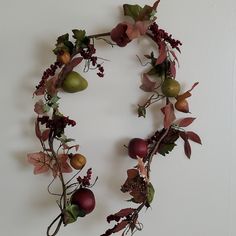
[61,57,83,76]
[112,220,129,233]
[114,208,135,218]
[161,103,176,128]
[46,76,59,96]
[186,131,202,144]
[34,100,45,115]
[140,73,156,92]
[178,117,196,127]
[35,120,42,140]
[52,154,72,177]
[152,0,160,10]
[170,50,179,67]
[156,41,167,65]
[27,152,51,174]
[41,129,50,142]
[184,139,191,158]
[126,21,150,40]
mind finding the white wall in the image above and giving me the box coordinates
[0,0,235,235]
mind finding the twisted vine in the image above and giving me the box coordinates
[27,1,201,236]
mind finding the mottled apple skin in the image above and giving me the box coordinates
[128,138,148,159]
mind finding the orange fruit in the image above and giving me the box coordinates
[70,154,87,170]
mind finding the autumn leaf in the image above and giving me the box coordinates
[34,100,46,115]
[184,139,191,158]
[27,152,51,175]
[186,131,202,144]
[140,73,156,92]
[178,117,196,127]
[156,41,167,65]
[126,21,150,40]
[41,129,50,142]
[179,131,192,158]
[161,103,176,128]
[52,154,73,177]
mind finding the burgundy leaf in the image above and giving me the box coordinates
[34,100,45,115]
[178,117,196,127]
[41,129,50,142]
[112,220,129,233]
[161,103,176,128]
[186,131,202,144]
[156,41,167,65]
[184,139,192,158]
[140,73,156,92]
[170,50,179,66]
[61,57,83,76]
[111,23,131,47]
[152,0,160,10]
[46,76,59,96]
[114,208,135,218]
[35,119,42,140]
[126,21,150,40]
[179,131,188,141]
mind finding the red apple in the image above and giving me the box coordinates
[128,138,148,159]
[70,188,95,214]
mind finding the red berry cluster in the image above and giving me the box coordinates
[35,61,62,91]
[77,168,93,187]
[149,22,182,51]
[79,43,104,78]
[38,115,76,137]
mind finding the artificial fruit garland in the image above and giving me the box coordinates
[27,1,201,236]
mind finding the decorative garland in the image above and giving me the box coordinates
[27,1,201,236]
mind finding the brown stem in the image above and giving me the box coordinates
[88,32,111,39]
[47,213,63,236]
[146,127,170,179]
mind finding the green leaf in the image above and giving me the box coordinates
[64,204,86,225]
[147,182,155,205]
[137,105,146,118]
[49,95,60,104]
[43,104,50,113]
[158,143,176,156]
[123,4,142,21]
[72,29,86,48]
[53,33,74,55]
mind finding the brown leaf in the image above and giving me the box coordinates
[156,41,167,65]
[186,131,202,144]
[161,103,176,128]
[41,129,50,142]
[184,139,191,158]
[114,208,135,218]
[35,119,42,140]
[140,73,156,92]
[34,100,45,115]
[178,117,196,127]
[112,220,129,233]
